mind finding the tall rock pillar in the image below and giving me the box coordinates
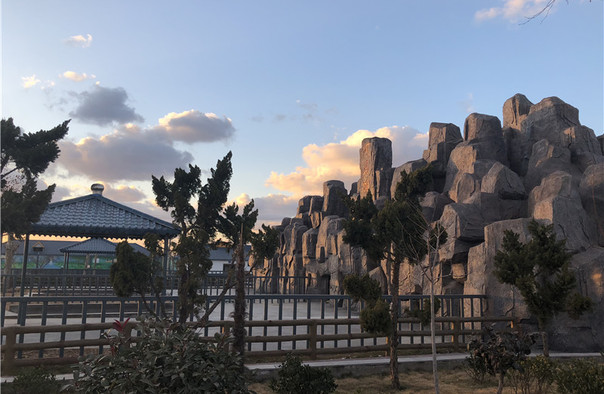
[359,137,393,202]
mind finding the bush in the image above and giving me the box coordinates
[69,317,249,393]
[507,355,556,394]
[405,297,441,326]
[466,325,536,394]
[555,358,604,394]
[269,353,337,394]
[465,351,488,383]
[7,367,61,394]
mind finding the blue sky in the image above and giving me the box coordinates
[2,0,603,225]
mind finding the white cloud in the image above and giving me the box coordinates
[265,126,427,197]
[58,123,193,182]
[152,110,235,143]
[475,0,551,23]
[65,34,93,48]
[22,75,41,89]
[61,71,96,82]
[56,106,237,183]
[459,93,475,114]
[227,193,298,227]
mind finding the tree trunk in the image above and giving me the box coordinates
[233,228,247,357]
[497,372,504,394]
[177,266,190,324]
[389,260,401,389]
[430,281,440,394]
[540,324,549,357]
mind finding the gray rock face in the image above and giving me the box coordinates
[512,96,581,176]
[524,139,578,191]
[440,203,485,242]
[254,93,604,352]
[420,191,453,222]
[503,93,533,130]
[391,159,428,199]
[463,218,533,318]
[464,113,508,166]
[359,137,393,201]
[549,247,604,351]
[529,171,597,252]
[579,163,604,246]
[481,162,526,200]
[422,122,462,177]
[322,180,348,217]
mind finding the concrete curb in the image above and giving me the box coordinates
[1,352,601,384]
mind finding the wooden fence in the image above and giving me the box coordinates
[1,316,515,373]
[1,271,311,297]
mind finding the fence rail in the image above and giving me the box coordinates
[1,293,487,328]
[0,315,515,373]
[1,272,311,297]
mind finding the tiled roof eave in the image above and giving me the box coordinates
[29,224,179,239]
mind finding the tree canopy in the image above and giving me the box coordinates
[152,152,233,323]
[1,118,69,236]
[494,220,592,356]
[342,165,437,389]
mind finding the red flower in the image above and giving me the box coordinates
[112,317,131,333]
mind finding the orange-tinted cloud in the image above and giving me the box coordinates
[265,126,427,197]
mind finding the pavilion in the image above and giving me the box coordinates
[18,183,180,296]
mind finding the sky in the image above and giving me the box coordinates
[2,0,603,227]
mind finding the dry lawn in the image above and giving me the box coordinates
[249,367,514,394]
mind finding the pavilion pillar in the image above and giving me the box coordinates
[163,236,169,295]
[18,233,30,325]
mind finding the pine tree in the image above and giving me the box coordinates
[152,153,232,324]
[343,165,438,390]
[494,220,592,356]
[218,200,258,356]
[1,118,69,281]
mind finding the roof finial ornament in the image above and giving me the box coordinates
[91,183,104,195]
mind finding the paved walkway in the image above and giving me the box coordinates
[2,352,600,384]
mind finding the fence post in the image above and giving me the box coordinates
[452,318,461,351]
[309,321,317,360]
[3,326,17,375]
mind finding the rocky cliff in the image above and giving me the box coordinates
[250,94,604,351]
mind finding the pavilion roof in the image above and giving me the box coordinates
[30,191,180,240]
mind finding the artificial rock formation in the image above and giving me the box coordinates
[252,94,604,351]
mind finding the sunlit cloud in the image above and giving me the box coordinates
[22,75,41,89]
[475,0,551,23]
[226,192,298,226]
[265,126,427,197]
[65,34,93,48]
[61,71,96,82]
[152,110,235,143]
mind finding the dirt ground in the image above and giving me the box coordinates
[249,367,516,394]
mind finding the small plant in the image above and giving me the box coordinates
[343,274,391,336]
[466,325,536,394]
[465,350,488,383]
[555,358,604,394]
[8,367,61,394]
[405,297,441,326]
[69,317,249,393]
[507,355,556,394]
[269,353,337,394]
